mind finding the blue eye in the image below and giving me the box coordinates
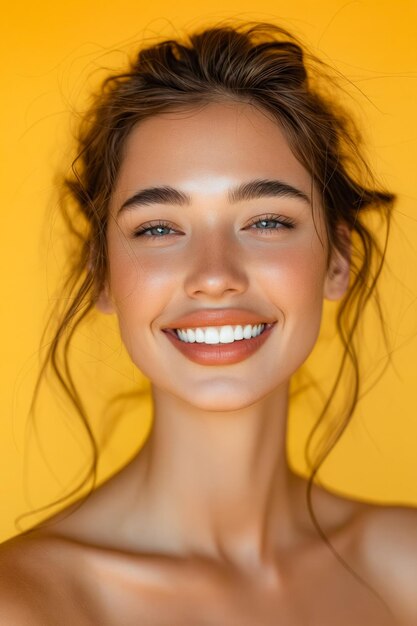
[133,221,176,238]
[253,219,281,229]
[247,214,295,231]
[132,214,296,239]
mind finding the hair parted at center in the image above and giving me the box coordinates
[25,22,394,578]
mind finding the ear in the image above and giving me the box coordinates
[95,281,116,314]
[324,222,351,301]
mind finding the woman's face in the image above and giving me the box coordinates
[103,102,348,411]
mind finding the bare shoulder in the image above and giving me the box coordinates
[0,534,51,624]
[0,531,91,625]
[354,503,417,623]
[357,503,417,575]
[310,479,417,624]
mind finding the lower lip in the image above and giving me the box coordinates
[162,324,276,365]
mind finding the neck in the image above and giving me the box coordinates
[128,381,305,570]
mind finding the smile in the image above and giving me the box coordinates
[162,322,276,366]
[175,323,265,344]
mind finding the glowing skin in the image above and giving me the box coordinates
[103,102,345,412]
[93,101,351,571]
[5,102,414,625]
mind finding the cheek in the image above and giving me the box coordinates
[261,242,327,358]
[106,242,179,355]
[107,229,174,304]
[262,239,327,308]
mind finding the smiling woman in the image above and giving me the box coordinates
[1,21,416,626]
[103,105,335,390]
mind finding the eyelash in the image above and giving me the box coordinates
[247,214,296,232]
[132,214,296,239]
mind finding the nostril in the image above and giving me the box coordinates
[184,266,249,299]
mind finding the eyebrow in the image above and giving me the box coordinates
[117,178,311,216]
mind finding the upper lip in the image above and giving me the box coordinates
[162,308,276,330]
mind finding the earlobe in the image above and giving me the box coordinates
[324,223,352,301]
[324,257,350,301]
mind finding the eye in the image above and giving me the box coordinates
[246,214,296,233]
[132,220,179,238]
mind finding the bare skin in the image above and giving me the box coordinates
[1,102,416,625]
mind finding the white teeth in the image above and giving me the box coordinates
[234,325,244,340]
[252,324,263,338]
[243,324,252,340]
[175,324,266,344]
[219,325,234,343]
[178,329,188,342]
[186,329,196,343]
[205,327,220,344]
[195,328,205,343]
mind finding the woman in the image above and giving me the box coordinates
[0,22,416,625]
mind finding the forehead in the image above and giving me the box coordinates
[112,102,315,204]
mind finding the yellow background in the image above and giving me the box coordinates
[1,0,417,541]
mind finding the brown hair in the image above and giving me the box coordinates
[21,20,394,613]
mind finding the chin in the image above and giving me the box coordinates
[168,379,283,413]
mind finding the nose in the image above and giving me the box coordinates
[184,232,249,300]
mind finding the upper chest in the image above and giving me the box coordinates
[49,542,396,626]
